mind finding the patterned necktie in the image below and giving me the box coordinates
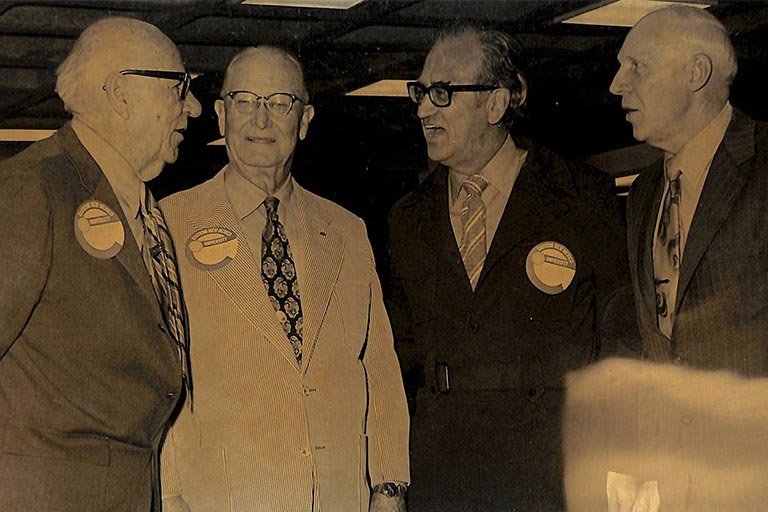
[261,197,304,365]
[459,174,489,290]
[654,166,682,338]
[140,190,191,397]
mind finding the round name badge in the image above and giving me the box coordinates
[525,241,577,295]
[185,227,238,271]
[74,200,125,259]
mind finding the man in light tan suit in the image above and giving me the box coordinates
[159,46,410,511]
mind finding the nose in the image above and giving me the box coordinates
[184,92,202,118]
[609,67,628,97]
[416,94,438,119]
[252,101,271,128]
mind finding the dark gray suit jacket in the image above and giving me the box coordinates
[628,109,768,377]
[0,124,182,511]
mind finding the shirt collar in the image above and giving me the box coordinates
[71,119,144,220]
[449,135,524,204]
[224,165,295,220]
[665,101,732,192]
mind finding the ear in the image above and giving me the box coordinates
[487,88,511,125]
[103,72,130,120]
[298,104,315,141]
[214,99,226,136]
[690,53,713,92]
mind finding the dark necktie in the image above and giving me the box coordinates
[654,166,682,338]
[140,190,191,397]
[261,197,304,365]
[459,174,489,290]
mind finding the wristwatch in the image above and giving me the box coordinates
[372,482,408,498]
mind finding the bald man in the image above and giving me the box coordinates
[564,7,768,512]
[0,17,201,511]
[160,46,409,512]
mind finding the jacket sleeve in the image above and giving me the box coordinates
[0,173,51,359]
[359,220,411,487]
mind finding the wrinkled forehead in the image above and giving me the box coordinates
[224,51,304,95]
[419,36,484,84]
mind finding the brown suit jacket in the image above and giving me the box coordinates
[0,124,182,511]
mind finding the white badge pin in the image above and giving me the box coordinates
[526,241,576,295]
[74,200,125,259]
[185,227,238,271]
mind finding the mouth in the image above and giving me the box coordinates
[246,135,276,144]
[422,122,445,137]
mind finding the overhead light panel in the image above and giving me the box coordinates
[559,0,710,27]
[242,0,364,9]
[346,79,410,97]
[0,129,56,142]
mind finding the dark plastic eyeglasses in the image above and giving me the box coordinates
[120,69,192,101]
[407,81,498,108]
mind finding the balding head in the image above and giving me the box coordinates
[635,6,737,97]
[221,46,308,101]
[56,17,181,117]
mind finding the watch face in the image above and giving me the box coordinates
[377,482,406,497]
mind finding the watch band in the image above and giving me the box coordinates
[372,482,408,498]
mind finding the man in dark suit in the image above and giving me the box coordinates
[565,7,768,511]
[610,6,768,377]
[0,17,201,511]
[386,25,628,511]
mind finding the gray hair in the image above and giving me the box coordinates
[220,46,308,101]
[645,6,737,87]
[56,17,174,115]
[436,24,528,127]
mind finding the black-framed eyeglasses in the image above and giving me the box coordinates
[222,90,307,116]
[120,69,192,101]
[407,81,498,108]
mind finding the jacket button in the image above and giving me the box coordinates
[673,356,683,366]
[469,322,479,332]
[166,391,176,400]
[157,323,166,333]
[299,448,309,457]
[303,387,311,396]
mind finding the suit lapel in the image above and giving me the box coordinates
[187,172,301,369]
[60,124,159,311]
[478,146,571,289]
[294,186,344,373]
[632,162,666,327]
[676,112,756,311]
[416,169,470,293]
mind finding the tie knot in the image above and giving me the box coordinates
[264,196,280,216]
[461,175,488,197]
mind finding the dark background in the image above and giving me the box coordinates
[2,0,768,266]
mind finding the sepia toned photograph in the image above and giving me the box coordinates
[1,0,768,510]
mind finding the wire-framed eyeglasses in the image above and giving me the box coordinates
[407,81,498,108]
[120,69,192,101]
[223,91,307,116]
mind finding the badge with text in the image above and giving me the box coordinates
[185,227,238,270]
[74,200,125,259]
[526,241,576,295]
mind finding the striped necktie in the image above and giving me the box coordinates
[140,189,192,399]
[653,166,682,338]
[261,197,304,365]
[459,174,489,290]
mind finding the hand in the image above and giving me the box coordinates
[369,492,406,512]
[162,496,192,512]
